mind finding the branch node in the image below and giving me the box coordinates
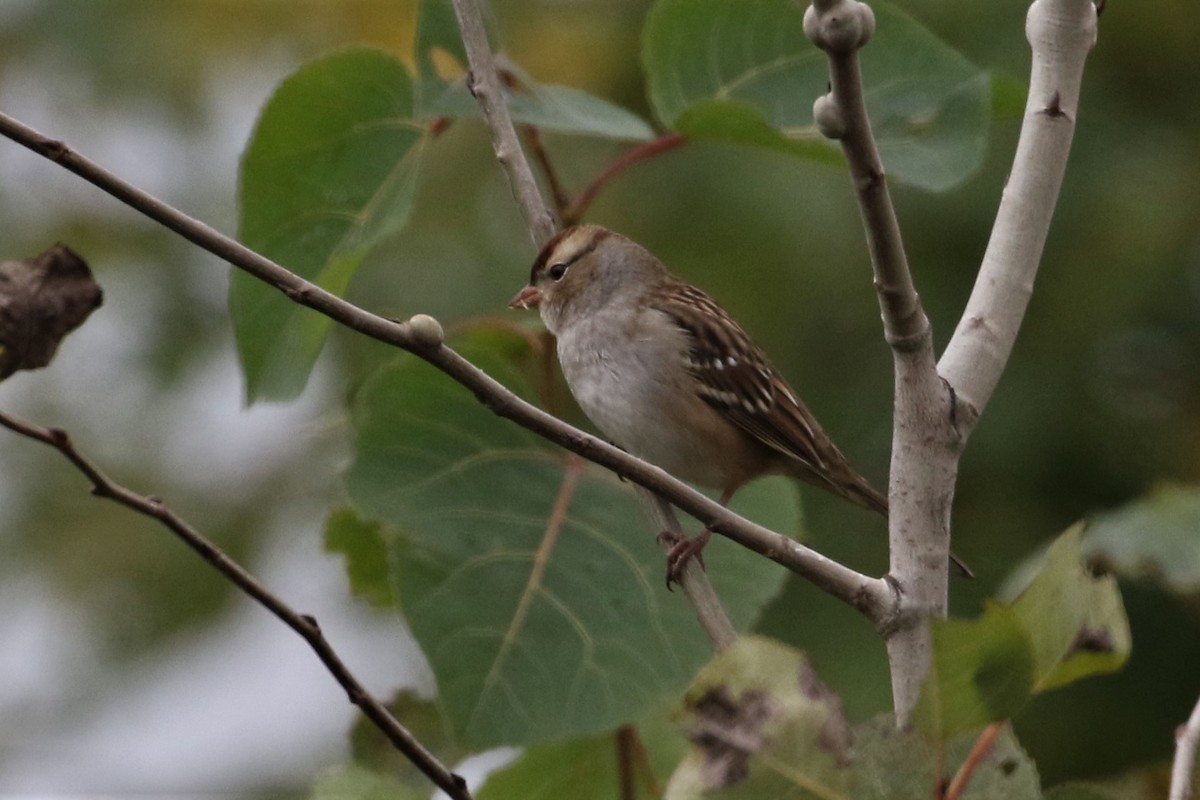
[872,574,907,636]
[803,0,875,55]
[1041,90,1069,119]
[47,426,69,445]
[300,613,321,631]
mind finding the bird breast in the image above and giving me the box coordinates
[554,306,764,490]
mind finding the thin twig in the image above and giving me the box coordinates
[562,133,686,226]
[640,488,738,652]
[0,110,893,625]
[450,0,557,247]
[0,410,474,800]
[943,722,1003,800]
[1170,694,1200,800]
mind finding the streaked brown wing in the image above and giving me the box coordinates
[651,283,830,475]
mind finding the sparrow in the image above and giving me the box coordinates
[510,224,969,584]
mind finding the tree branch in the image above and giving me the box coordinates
[0,111,893,624]
[450,0,557,247]
[1170,694,1200,800]
[938,0,1099,434]
[804,0,955,725]
[0,410,474,800]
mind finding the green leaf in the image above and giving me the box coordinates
[912,604,1035,742]
[852,717,1041,800]
[478,711,687,800]
[1008,526,1132,692]
[414,0,469,115]
[310,764,426,800]
[325,507,393,608]
[1081,484,1200,598]
[234,48,425,402]
[849,717,939,799]
[429,60,655,141]
[674,100,841,164]
[642,0,989,191]
[343,329,792,748]
[664,636,853,799]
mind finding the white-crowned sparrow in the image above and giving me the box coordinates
[510,224,968,582]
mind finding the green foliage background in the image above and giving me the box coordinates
[0,0,1197,796]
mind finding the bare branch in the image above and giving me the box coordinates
[640,488,738,652]
[0,111,893,625]
[450,0,557,247]
[1170,694,1200,800]
[939,0,1099,433]
[0,410,474,800]
[804,0,954,724]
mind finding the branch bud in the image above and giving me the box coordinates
[407,313,444,349]
[803,0,876,54]
[812,93,847,140]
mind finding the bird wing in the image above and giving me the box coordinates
[651,283,831,476]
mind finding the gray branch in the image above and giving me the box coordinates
[450,0,557,247]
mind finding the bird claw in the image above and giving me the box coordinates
[660,528,711,590]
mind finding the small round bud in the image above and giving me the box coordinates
[407,313,444,349]
[812,94,847,140]
[803,0,875,54]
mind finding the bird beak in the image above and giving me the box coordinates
[509,285,542,309]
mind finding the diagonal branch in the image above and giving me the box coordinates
[939,0,1099,434]
[0,410,475,800]
[0,111,893,625]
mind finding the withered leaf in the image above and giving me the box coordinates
[0,244,102,379]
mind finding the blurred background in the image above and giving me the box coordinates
[0,0,1197,795]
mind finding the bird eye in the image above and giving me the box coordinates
[548,263,568,281]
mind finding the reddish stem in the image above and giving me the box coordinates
[943,722,1004,800]
[563,133,686,226]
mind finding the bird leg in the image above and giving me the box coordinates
[661,488,735,590]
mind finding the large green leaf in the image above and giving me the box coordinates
[1007,526,1132,693]
[1081,484,1200,598]
[428,59,655,141]
[642,0,989,191]
[916,526,1131,741]
[912,604,1035,742]
[342,330,793,748]
[664,636,853,799]
[235,48,425,402]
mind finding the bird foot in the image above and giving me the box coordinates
[659,528,712,590]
